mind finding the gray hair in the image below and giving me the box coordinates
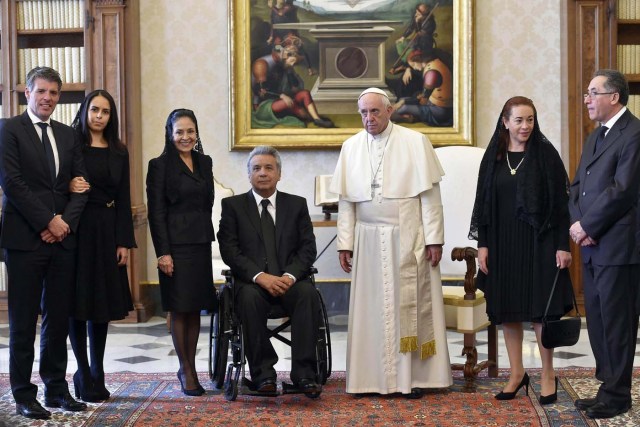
[26,66,62,91]
[247,145,282,173]
[594,69,629,106]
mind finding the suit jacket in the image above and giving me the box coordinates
[569,109,640,265]
[0,112,88,250]
[217,190,316,285]
[146,150,215,257]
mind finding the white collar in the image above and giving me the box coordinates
[252,189,278,208]
[601,106,627,131]
[369,122,394,141]
[27,107,51,126]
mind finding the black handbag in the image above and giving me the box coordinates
[541,268,581,349]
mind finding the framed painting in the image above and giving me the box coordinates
[229,0,474,149]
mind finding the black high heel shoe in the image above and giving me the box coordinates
[73,371,103,403]
[177,371,203,396]
[495,372,530,400]
[191,372,205,395]
[538,376,558,405]
[92,372,111,401]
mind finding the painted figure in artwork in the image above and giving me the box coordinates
[251,35,334,129]
[391,49,453,127]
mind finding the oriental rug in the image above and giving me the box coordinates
[0,368,638,427]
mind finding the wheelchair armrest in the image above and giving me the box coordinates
[221,267,318,281]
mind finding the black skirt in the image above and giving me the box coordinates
[73,204,133,322]
[159,243,216,312]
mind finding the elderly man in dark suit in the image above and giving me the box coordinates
[217,145,320,394]
[569,69,640,419]
[0,67,88,420]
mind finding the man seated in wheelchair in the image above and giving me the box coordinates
[217,145,321,394]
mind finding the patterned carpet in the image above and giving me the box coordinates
[0,368,638,426]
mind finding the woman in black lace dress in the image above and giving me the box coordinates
[68,90,136,402]
[469,96,574,405]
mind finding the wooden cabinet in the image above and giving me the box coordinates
[0,0,151,322]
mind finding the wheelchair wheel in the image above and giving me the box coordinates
[211,285,233,389]
[211,311,229,389]
[315,289,332,385]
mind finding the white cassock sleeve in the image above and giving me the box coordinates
[420,183,444,246]
[337,197,356,251]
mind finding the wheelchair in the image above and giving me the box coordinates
[209,268,332,401]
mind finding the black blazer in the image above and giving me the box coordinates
[146,150,215,257]
[0,112,88,250]
[569,109,640,265]
[217,190,316,285]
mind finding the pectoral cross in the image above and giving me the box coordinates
[371,182,380,198]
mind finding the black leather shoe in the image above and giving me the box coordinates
[297,378,320,393]
[44,391,88,411]
[403,388,424,399]
[16,400,51,420]
[575,397,599,410]
[255,378,277,393]
[585,402,630,419]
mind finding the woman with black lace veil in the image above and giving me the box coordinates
[469,96,574,405]
[146,109,216,396]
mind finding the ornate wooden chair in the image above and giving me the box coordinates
[436,146,498,391]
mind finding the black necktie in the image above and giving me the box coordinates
[37,122,56,184]
[593,125,608,154]
[260,199,280,275]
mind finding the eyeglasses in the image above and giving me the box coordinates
[583,91,615,99]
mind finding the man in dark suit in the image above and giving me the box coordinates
[0,67,88,420]
[217,145,320,393]
[569,69,640,419]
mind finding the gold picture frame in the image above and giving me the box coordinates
[229,0,474,150]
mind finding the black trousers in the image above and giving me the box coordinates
[6,245,75,403]
[237,279,320,384]
[582,262,639,408]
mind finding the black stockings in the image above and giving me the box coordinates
[171,311,202,390]
[69,320,108,378]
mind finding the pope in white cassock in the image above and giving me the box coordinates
[330,88,452,397]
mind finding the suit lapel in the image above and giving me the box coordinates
[274,192,286,252]
[243,190,263,241]
[50,120,64,182]
[587,110,631,166]
[20,112,52,183]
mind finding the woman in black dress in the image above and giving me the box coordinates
[68,90,136,402]
[146,109,216,396]
[469,96,574,405]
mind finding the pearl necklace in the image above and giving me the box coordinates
[506,152,525,175]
